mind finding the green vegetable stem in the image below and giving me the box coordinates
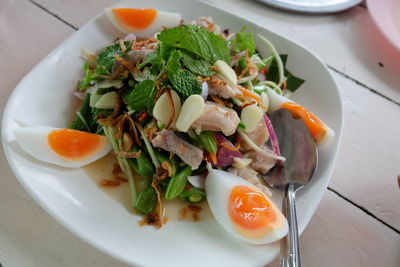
[179,186,206,203]
[128,145,155,179]
[134,187,157,214]
[198,131,217,154]
[165,166,192,200]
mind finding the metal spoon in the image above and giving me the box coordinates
[264,109,318,267]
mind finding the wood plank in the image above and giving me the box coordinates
[329,70,400,229]
[0,0,74,108]
[269,190,400,267]
[33,0,400,104]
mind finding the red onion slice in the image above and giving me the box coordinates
[214,133,243,167]
[263,114,282,165]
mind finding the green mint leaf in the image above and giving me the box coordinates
[266,55,305,92]
[169,69,202,98]
[95,42,129,75]
[166,49,182,75]
[157,25,230,63]
[126,80,157,112]
[181,51,214,77]
[231,27,255,56]
[138,43,168,75]
[78,62,97,91]
[166,50,201,98]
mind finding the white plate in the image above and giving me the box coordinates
[256,0,363,13]
[1,0,343,266]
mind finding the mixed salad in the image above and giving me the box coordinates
[13,8,333,244]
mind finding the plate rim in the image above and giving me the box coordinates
[1,0,344,265]
[256,0,363,13]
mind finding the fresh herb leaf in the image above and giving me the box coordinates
[138,51,165,75]
[95,42,128,75]
[181,51,214,77]
[69,93,92,131]
[166,49,182,75]
[138,43,169,75]
[170,70,202,98]
[231,26,255,56]
[125,80,157,112]
[238,57,247,71]
[266,55,305,92]
[78,62,97,91]
[166,50,202,98]
[157,25,230,63]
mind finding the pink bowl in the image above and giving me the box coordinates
[367,0,400,51]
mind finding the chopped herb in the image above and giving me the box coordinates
[167,50,202,98]
[231,26,255,56]
[78,62,97,91]
[95,42,130,75]
[157,25,230,63]
[125,80,157,112]
[181,51,214,77]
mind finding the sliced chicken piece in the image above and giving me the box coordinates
[191,101,240,136]
[242,119,270,150]
[151,129,203,170]
[229,166,272,196]
[246,146,277,174]
[207,75,236,99]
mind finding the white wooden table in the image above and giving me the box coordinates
[1,0,399,266]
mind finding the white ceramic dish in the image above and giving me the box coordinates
[367,0,400,51]
[256,0,363,13]
[1,0,343,266]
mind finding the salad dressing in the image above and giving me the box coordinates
[84,154,211,222]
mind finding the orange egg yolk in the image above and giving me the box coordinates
[112,8,157,29]
[229,185,276,231]
[48,129,104,160]
[282,102,327,143]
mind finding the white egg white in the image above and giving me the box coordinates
[205,168,288,245]
[105,8,181,37]
[13,126,112,168]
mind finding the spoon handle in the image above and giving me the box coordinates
[281,184,301,267]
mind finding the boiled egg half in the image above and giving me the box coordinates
[206,168,288,244]
[14,126,112,168]
[105,8,181,37]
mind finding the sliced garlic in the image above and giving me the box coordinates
[153,90,181,127]
[261,92,269,111]
[176,95,205,132]
[232,157,253,168]
[94,91,118,109]
[241,104,263,132]
[214,60,237,88]
[90,93,103,107]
